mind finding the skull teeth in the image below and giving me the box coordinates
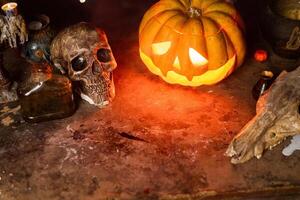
[80,79,114,106]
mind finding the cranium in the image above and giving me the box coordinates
[50,22,117,107]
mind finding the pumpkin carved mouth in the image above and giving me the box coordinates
[140,50,236,86]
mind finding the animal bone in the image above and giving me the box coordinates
[226,66,300,164]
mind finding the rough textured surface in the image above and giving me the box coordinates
[1,0,300,199]
[1,37,300,200]
[227,66,300,164]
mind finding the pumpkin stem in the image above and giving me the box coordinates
[187,7,202,18]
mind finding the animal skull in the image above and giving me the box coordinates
[226,67,300,164]
[50,22,117,107]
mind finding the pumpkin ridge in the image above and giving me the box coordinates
[152,14,188,75]
[155,10,184,24]
[143,10,181,35]
[139,0,186,33]
[201,2,245,31]
[222,31,235,63]
[204,10,244,32]
[171,17,190,74]
[204,15,237,60]
[153,13,187,38]
[157,15,189,35]
[140,11,180,58]
[204,7,235,18]
[202,17,228,70]
[197,17,207,56]
[203,1,236,15]
[192,17,208,61]
[179,18,208,78]
[205,12,246,67]
[200,16,222,38]
[194,0,222,10]
[175,0,190,9]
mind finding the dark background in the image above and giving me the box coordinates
[17,0,260,44]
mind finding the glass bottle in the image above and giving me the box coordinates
[252,71,275,101]
[18,62,75,123]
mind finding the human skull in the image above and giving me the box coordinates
[50,22,117,107]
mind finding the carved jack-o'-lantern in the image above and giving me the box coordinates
[139,0,246,86]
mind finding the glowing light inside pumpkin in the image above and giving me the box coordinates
[1,2,17,12]
[152,41,171,55]
[173,56,181,70]
[189,48,208,67]
[140,49,236,87]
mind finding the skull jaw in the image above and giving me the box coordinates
[80,92,110,108]
[80,74,115,108]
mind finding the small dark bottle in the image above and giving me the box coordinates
[18,63,75,123]
[252,71,275,101]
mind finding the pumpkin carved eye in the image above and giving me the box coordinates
[152,41,171,55]
[189,48,208,67]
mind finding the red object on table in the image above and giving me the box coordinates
[254,49,268,62]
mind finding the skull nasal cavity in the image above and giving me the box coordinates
[92,61,102,74]
[97,48,112,62]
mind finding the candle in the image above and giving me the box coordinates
[1,2,18,17]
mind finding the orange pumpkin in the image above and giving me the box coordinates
[139,0,246,86]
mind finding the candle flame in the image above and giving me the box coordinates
[1,2,17,12]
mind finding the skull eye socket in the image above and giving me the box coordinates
[71,56,88,71]
[97,48,112,63]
